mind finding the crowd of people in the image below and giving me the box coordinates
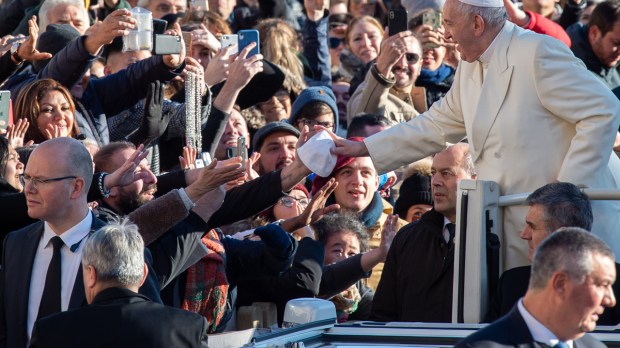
[0,0,619,345]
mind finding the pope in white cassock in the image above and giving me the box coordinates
[330,0,620,270]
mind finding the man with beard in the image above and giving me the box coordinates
[568,0,620,89]
[252,122,300,175]
[347,30,426,124]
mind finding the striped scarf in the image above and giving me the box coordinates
[182,229,229,333]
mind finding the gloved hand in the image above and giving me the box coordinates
[140,81,171,141]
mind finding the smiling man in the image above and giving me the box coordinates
[311,137,408,290]
[371,143,476,322]
[348,29,426,124]
[458,228,616,347]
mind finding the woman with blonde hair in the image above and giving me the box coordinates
[342,15,385,95]
[13,78,80,144]
[256,18,305,84]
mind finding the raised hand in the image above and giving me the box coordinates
[6,118,33,148]
[226,42,264,90]
[376,29,417,78]
[139,81,170,142]
[378,214,399,260]
[16,16,52,62]
[179,145,198,170]
[104,144,150,188]
[84,9,136,55]
[185,157,247,201]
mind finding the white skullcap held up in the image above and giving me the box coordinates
[458,0,503,7]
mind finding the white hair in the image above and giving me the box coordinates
[82,217,145,287]
[39,0,88,34]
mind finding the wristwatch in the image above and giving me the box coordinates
[10,42,23,64]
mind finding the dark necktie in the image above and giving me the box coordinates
[553,342,570,348]
[37,236,64,320]
[447,223,456,245]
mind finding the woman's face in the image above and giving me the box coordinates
[37,90,74,138]
[348,20,382,64]
[258,90,292,123]
[3,145,24,192]
[273,189,309,220]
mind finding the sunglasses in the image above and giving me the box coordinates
[329,37,345,49]
[278,196,310,208]
[406,53,420,64]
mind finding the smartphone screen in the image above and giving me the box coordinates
[0,91,11,132]
[238,29,260,58]
[388,9,408,36]
[220,34,238,55]
[237,136,248,166]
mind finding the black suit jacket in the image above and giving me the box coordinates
[0,215,160,348]
[29,287,208,348]
[457,305,606,347]
[485,265,620,325]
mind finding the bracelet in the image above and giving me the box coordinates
[98,172,111,198]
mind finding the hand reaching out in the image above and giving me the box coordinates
[180,145,198,170]
[104,144,150,188]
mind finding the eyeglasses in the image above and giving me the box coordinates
[20,174,77,190]
[329,37,345,49]
[260,90,290,105]
[278,196,310,208]
[406,53,420,64]
[297,118,335,130]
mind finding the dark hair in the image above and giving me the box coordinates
[94,141,136,174]
[346,114,392,138]
[0,136,9,180]
[299,102,334,120]
[526,182,593,234]
[313,211,369,252]
[588,0,620,36]
[13,79,79,144]
[16,145,37,167]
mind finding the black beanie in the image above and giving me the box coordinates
[394,173,433,218]
[33,23,81,73]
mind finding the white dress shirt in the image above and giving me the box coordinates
[27,212,92,340]
[442,217,453,244]
[518,298,574,348]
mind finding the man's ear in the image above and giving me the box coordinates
[84,265,97,289]
[71,177,87,199]
[139,263,148,287]
[551,271,569,299]
[473,14,486,37]
[589,25,602,45]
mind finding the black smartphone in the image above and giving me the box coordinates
[388,9,408,36]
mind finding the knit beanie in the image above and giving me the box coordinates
[394,172,433,217]
[33,23,81,73]
[288,86,339,130]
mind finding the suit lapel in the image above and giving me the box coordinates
[68,214,106,309]
[470,22,515,162]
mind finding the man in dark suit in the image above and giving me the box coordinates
[457,228,616,347]
[30,218,209,347]
[0,138,164,348]
[484,182,620,325]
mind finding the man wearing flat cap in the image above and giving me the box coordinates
[331,0,620,271]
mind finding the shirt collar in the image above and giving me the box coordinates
[443,216,452,230]
[42,211,93,252]
[477,21,509,67]
[518,299,574,348]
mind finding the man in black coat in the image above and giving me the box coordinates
[484,182,620,325]
[371,143,477,322]
[457,228,615,347]
[29,218,209,348]
[0,138,162,348]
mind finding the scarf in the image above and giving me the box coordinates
[360,192,384,228]
[329,284,361,323]
[182,229,229,333]
[417,64,454,85]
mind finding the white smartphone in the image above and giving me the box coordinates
[220,34,238,55]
